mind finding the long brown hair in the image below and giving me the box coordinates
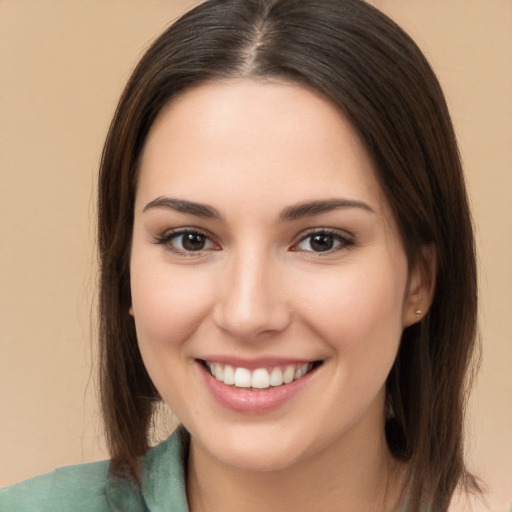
[98,0,480,509]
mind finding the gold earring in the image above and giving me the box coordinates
[414,309,422,317]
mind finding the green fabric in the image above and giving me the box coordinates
[0,429,190,512]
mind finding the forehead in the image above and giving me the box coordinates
[136,79,386,216]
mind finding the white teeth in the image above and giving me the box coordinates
[233,367,252,388]
[294,363,309,379]
[206,361,315,389]
[223,364,235,385]
[214,363,223,381]
[251,368,270,389]
[283,365,295,384]
[269,367,283,386]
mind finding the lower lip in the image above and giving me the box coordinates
[199,362,318,414]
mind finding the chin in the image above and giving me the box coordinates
[189,418,336,474]
[210,440,306,473]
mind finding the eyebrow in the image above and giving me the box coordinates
[279,199,375,221]
[142,197,223,220]
[142,196,374,221]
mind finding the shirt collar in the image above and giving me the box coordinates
[106,427,190,512]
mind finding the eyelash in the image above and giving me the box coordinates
[153,228,219,256]
[292,229,354,254]
[153,227,354,256]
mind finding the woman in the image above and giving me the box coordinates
[1,0,481,510]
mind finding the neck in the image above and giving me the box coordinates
[186,417,406,512]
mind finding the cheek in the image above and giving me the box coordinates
[130,260,215,351]
[129,260,217,415]
[295,256,408,354]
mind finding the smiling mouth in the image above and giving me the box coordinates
[200,360,323,390]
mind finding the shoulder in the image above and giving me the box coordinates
[0,460,110,512]
[0,428,190,512]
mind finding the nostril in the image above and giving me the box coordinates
[212,300,292,340]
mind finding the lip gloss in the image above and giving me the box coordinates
[199,361,317,414]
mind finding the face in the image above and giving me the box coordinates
[130,79,424,473]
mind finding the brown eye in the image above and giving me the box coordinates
[156,229,218,254]
[181,232,207,251]
[309,234,335,252]
[293,230,353,253]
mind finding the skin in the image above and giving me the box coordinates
[129,79,431,512]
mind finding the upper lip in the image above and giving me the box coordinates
[197,356,321,370]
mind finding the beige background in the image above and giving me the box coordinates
[1,0,511,509]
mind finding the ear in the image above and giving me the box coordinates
[129,305,134,317]
[403,245,436,327]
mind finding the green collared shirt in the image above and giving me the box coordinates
[0,429,190,512]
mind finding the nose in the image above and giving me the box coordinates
[213,249,291,340]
